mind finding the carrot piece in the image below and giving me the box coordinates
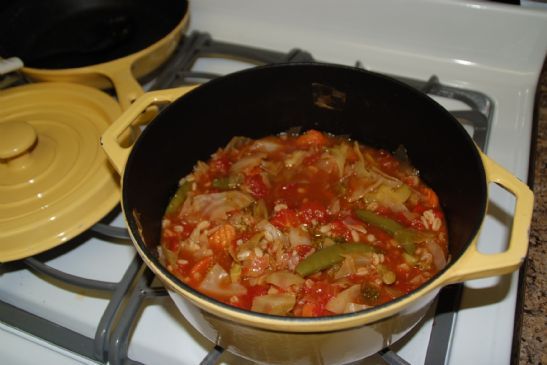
[270,209,300,228]
[421,187,439,208]
[295,129,328,147]
[189,256,214,283]
[209,224,236,248]
[301,303,318,317]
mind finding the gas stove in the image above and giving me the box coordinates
[1,1,546,364]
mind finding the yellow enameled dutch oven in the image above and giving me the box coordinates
[0,0,189,110]
[101,63,533,364]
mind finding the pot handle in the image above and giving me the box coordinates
[442,152,533,284]
[101,86,197,174]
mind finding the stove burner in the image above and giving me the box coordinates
[148,31,315,90]
[0,30,495,365]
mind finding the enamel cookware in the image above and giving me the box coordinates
[101,63,533,364]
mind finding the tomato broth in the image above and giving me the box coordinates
[160,130,448,317]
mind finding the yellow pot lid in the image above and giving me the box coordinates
[0,82,122,262]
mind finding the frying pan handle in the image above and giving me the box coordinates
[101,86,198,175]
[442,152,533,284]
[95,63,145,111]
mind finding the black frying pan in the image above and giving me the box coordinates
[0,0,189,109]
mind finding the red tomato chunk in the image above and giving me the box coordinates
[160,130,448,317]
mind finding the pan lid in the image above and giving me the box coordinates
[0,82,122,262]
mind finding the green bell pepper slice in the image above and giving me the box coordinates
[165,180,192,214]
[295,243,376,277]
[355,209,431,245]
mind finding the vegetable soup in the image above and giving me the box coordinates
[160,130,448,317]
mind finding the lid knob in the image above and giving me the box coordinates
[0,122,37,160]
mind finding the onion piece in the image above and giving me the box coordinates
[342,217,368,235]
[370,167,403,187]
[330,142,349,177]
[252,139,282,153]
[284,150,307,168]
[159,239,182,267]
[364,184,411,213]
[315,153,338,175]
[199,264,248,298]
[425,241,447,270]
[192,161,210,179]
[384,286,404,299]
[328,198,340,215]
[225,136,252,150]
[288,227,311,247]
[265,271,305,290]
[347,179,382,203]
[334,256,356,279]
[230,153,266,174]
[353,253,373,266]
[325,284,361,314]
[182,191,254,221]
[352,142,371,178]
[251,293,296,315]
[256,220,287,245]
[344,302,370,313]
[188,220,210,244]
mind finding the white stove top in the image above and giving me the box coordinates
[1,1,546,364]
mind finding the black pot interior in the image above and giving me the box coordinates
[0,0,188,69]
[123,63,487,306]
